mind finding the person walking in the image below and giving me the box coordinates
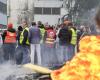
[29,21,42,65]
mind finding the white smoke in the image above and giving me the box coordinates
[0,62,36,80]
[0,62,17,80]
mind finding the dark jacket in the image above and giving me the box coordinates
[17,31,22,45]
[58,27,72,46]
[2,28,16,43]
[16,26,23,45]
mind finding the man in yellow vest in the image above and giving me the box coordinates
[38,21,46,66]
[51,8,100,80]
[68,22,77,61]
[38,21,45,43]
[19,21,30,64]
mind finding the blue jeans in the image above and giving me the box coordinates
[15,45,23,64]
[0,46,4,63]
[56,44,63,65]
[41,44,45,66]
[42,44,57,68]
[58,45,69,63]
[3,43,16,62]
[68,44,75,61]
[19,45,30,64]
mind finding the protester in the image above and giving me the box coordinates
[51,7,100,80]
[15,26,23,64]
[29,21,42,65]
[44,26,56,68]
[19,21,30,64]
[68,22,77,60]
[55,24,62,48]
[38,21,46,66]
[58,22,72,64]
[55,24,63,67]
[16,26,23,44]
[2,23,16,63]
[38,21,45,43]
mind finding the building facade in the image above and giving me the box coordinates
[0,0,7,32]
[7,0,34,29]
[7,0,69,27]
[34,0,63,25]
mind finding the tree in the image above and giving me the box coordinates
[63,0,100,21]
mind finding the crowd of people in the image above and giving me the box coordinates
[51,7,100,80]
[0,19,91,69]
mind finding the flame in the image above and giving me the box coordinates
[51,36,100,80]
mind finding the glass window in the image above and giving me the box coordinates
[43,8,51,15]
[34,7,60,15]
[52,8,60,15]
[34,7,42,14]
[0,2,7,14]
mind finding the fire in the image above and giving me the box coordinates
[51,36,100,80]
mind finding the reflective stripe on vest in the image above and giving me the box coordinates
[20,27,29,45]
[70,28,77,45]
[4,31,16,43]
[40,28,45,37]
[45,38,55,44]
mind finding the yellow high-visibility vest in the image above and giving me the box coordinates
[40,28,45,43]
[70,28,77,45]
[20,27,29,45]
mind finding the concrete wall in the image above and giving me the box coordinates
[35,0,63,7]
[34,15,60,25]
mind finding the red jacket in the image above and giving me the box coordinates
[45,29,56,45]
[4,31,16,43]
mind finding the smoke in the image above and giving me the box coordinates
[0,62,17,80]
[79,5,100,34]
[0,62,35,80]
